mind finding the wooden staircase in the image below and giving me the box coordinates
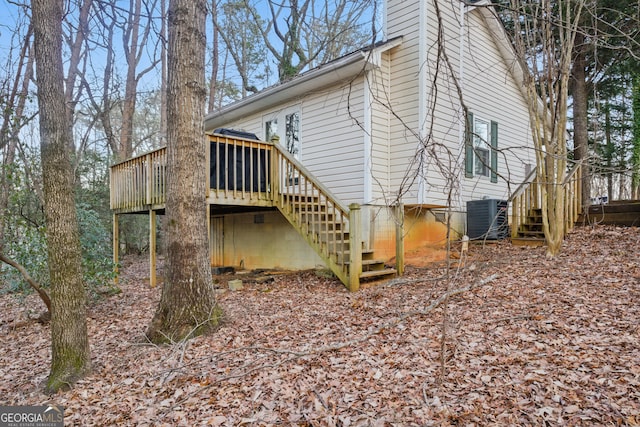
[273,147,397,290]
[511,207,546,246]
[510,163,582,246]
[110,134,399,291]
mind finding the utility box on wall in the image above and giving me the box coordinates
[466,199,508,240]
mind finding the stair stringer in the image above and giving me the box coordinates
[275,202,351,287]
[271,142,361,288]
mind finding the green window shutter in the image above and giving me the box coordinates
[465,112,474,178]
[490,120,498,183]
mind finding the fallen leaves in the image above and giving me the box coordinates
[0,225,639,425]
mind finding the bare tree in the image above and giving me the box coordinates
[207,0,219,112]
[146,0,222,343]
[227,0,373,84]
[63,0,93,154]
[215,0,266,96]
[0,22,34,251]
[506,0,584,256]
[633,76,640,198]
[119,0,162,161]
[32,0,91,392]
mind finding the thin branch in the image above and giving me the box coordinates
[0,252,51,315]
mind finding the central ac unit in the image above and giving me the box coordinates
[466,199,508,240]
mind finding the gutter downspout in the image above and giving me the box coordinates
[364,72,373,205]
[363,71,373,251]
[458,0,466,213]
[417,0,429,204]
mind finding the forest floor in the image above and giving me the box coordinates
[1,225,639,426]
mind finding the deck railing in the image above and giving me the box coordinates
[110,148,167,212]
[209,134,273,205]
[110,135,275,212]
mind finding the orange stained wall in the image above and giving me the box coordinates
[370,208,460,264]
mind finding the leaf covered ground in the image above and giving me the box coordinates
[1,225,639,426]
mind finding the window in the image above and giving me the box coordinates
[264,108,301,185]
[474,118,490,177]
[465,113,498,183]
[264,107,301,159]
[285,112,300,159]
[265,119,278,142]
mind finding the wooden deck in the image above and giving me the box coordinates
[579,200,640,227]
[110,133,399,291]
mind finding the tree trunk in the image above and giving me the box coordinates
[119,0,143,161]
[146,0,221,344]
[571,32,591,207]
[32,0,91,392]
[64,0,92,156]
[605,105,613,201]
[208,0,218,113]
[160,0,168,144]
[632,76,640,199]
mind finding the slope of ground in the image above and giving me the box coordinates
[0,225,639,426]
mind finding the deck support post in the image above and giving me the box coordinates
[149,210,156,288]
[113,213,119,286]
[395,203,404,276]
[207,204,211,265]
[348,203,362,292]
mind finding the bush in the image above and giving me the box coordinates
[1,203,119,300]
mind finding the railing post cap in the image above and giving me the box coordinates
[349,203,361,210]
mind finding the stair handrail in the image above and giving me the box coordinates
[270,142,350,216]
[562,161,582,186]
[563,161,582,234]
[270,140,356,287]
[509,168,537,201]
[510,162,583,240]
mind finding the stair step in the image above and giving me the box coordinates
[297,205,329,213]
[336,249,374,263]
[355,260,388,272]
[522,222,543,228]
[359,268,397,281]
[283,195,321,203]
[519,230,545,236]
[300,213,335,222]
[317,233,349,245]
[511,237,545,247]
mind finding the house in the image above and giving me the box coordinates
[110,0,540,290]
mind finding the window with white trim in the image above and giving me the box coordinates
[465,113,498,183]
[473,118,490,177]
[264,107,301,160]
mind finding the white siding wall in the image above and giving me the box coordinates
[383,0,533,212]
[213,81,367,204]
[369,53,392,203]
[302,80,366,203]
[460,8,535,204]
[386,0,422,203]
